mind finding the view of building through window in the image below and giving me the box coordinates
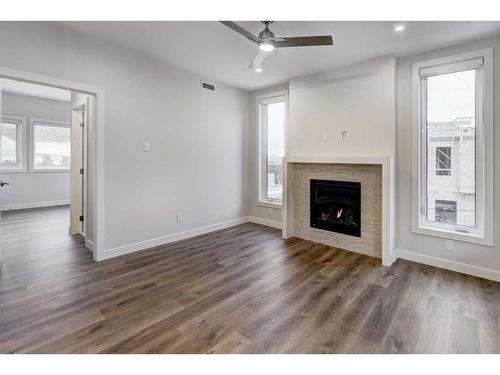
[425,69,476,227]
[0,121,19,169]
[266,101,285,202]
[33,124,71,170]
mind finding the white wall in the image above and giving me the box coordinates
[288,56,396,158]
[0,92,71,210]
[397,35,500,276]
[0,22,250,253]
[248,57,397,224]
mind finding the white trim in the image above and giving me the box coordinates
[419,57,484,77]
[255,201,283,210]
[395,248,500,283]
[256,90,288,207]
[247,216,282,229]
[411,48,494,246]
[103,217,249,260]
[0,200,70,211]
[0,65,106,262]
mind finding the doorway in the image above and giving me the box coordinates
[0,68,104,263]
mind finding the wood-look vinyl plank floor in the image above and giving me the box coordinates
[1,206,500,353]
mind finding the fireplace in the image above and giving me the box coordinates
[310,179,361,237]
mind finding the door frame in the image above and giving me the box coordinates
[70,102,88,237]
[0,65,106,261]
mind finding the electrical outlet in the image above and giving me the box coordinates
[143,142,151,152]
[445,239,453,251]
[322,132,329,141]
[268,208,273,216]
[176,213,183,222]
[341,130,348,142]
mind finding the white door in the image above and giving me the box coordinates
[0,180,8,263]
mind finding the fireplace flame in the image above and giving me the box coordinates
[336,208,343,219]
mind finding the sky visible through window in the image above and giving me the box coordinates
[266,101,285,202]
[426,68,476,227]
[427,70,475,122]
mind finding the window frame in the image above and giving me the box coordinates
[0,115,26,173]
[412,48,494,246]
[29,117,71,173]
[256,90,288,208]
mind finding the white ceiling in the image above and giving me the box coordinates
[58,21,500,91]
[0,78,71,101]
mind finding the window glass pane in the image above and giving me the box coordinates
[266,101,285,202]
[435,200,457,224]
[436,146,451,176]
[0,122,19,169]
[34,124,71,169]
[426,69,476,227]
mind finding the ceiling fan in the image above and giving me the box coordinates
[220,21,333,71]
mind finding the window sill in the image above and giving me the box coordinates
[30,169,71,173]
[412,224,493,247]
[256,201,283,210]
[0,169,26,174]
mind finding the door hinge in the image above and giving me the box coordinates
[80,168,84,175]
[79,215,84,222]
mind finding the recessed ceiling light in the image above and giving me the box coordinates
[255,67,262,73]
[393,24,405,33]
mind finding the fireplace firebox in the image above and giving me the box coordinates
[310,179,361,237]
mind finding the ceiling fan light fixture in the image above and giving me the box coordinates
[258,40,275,52]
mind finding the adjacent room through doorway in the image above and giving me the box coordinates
[0,77,94,265]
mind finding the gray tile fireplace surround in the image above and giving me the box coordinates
[292,163,382,258]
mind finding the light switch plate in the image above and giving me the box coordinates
[445,239,453,251]
[341,130,348,142]
[143,142,151,152]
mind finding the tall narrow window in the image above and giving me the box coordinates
[413,49,493,245]
[424,68,476,228]
[32,120,71,171]
[258,93,286,205]
[0,117,24,171]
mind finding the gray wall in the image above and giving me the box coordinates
[396,34,500,272]
[0,22,251,251]
[0,92,71,210]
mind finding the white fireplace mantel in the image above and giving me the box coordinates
[282,155,396,266]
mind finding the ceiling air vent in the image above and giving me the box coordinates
[200,81,216,92]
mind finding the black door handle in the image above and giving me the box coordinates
[0,181,10,187]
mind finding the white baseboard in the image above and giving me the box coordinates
[395,248,500,282]
[0,200,70,211]
[247,216,282,229]
[103,217,249,260]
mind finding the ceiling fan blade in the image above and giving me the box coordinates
[220,21,259,44]
[248,50,269,69]
[275,35,333,48]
